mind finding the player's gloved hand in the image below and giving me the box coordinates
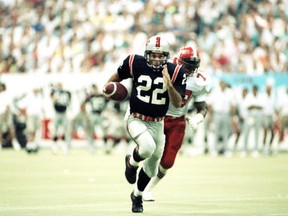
[186,113,204,130]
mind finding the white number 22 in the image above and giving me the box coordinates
[136,75,166,105]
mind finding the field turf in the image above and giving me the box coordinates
[0,149,288,216]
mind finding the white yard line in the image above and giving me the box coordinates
[0,203,125,211]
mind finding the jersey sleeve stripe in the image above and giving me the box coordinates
[171,65,181,83]
[129,54,135,76]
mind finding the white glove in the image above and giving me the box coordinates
[186,113,204,130]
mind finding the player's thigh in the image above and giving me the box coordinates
[127,116,165,157]
[127,119,155,156]
[165,121,185,151]
[126,116,147,138]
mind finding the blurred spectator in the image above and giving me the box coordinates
[0,0,286,75]
[262,83,277,155]
[277,87,288,148]
[233,88,248,151]
[242,85,264,157]
[207,80,235,156]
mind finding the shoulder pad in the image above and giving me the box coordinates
[194,70,211,91]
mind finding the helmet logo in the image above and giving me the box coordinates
[156,36,161,47]
[196,49,200,58]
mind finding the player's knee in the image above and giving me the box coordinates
[161,158,175,169]
[139,145,154,158]
[138,139,156,158]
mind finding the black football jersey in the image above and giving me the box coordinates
[117,54,186,118]
[51,89,71,113]
[85,94,107,114]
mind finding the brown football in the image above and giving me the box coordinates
[103,82,128,102]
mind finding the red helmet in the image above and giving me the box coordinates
[177,46,200,76]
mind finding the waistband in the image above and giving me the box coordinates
[132,113,164,122]
[164,115,185,121]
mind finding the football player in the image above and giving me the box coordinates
[143,46,211,201]
[50,82,72,154]
[103,35,187,213]
[0,82,14,149]
[208,80,235,156]
[83,84,108,152]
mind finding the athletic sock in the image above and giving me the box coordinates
[130,155,139,167]
[145,166,167,191]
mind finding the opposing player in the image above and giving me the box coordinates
[103,35,186,213]
[143,46,211,201]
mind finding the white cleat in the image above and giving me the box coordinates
[143,191,155,202]
[240,151,247,158]
[224,151,233,158]
[252,150,259,158]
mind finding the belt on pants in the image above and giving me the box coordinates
[132,113,164,122]
[164,115,185,121]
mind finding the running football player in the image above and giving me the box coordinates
[143,46,211,201]
[103,35,187,213]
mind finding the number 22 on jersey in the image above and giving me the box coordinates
[136,75,166,105]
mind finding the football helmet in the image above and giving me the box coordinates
[144,35,170,71]
[177,46,200,76]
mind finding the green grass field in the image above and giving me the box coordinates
[1,149,288,216]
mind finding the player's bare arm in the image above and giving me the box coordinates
[107,72,123,83]
[194,101,207,117]
[162,65,182,108]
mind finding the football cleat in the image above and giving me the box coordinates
[125,155,138,184]
[131,192,143,213]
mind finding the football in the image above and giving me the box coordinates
[103,82,128,102]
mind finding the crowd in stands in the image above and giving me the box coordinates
[0,0,287,75]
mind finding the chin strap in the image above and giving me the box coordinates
[146,63,164,72]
